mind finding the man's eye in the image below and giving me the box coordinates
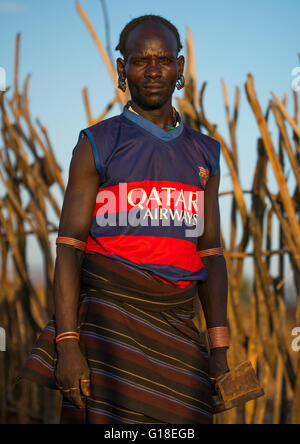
[133,59,147,66]
[159,57,172,64]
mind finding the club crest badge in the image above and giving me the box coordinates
[198,166,210,187]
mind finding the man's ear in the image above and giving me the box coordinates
[177,55,185,78]
[117,57,126,78]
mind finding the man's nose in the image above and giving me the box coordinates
[145,60,162,79]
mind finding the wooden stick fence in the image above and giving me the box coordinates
[0,34,62,423]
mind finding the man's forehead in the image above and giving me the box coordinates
[125,22,178,55]
[129,47,175,58]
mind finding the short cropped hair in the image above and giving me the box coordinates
[115,15,183,59]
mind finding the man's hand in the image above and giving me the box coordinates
[209,348,230,380]
[55,342,91,409]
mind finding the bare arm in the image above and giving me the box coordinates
[54,134,100,333]
[197,169,229,378]
[53,134,100,407]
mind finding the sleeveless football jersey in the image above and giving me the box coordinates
[73,107,220,286]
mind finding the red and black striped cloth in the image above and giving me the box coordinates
[17,253,213,424]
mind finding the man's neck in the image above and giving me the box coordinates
[130,100,175,128]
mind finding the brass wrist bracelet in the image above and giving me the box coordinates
[207,327,230,350]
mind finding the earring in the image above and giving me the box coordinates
[118,77,127,92]
[176,75,185,90]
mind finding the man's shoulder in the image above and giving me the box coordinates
[183,125,220,176]
[86,114,123,135]
[183,124,219,148]
[73,114,123,158]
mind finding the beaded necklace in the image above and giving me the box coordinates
[125,101,180,132]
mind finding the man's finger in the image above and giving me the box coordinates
[70,388,84,409]
[80,377,91,397]
[63,387,84,409]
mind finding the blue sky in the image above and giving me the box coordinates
[1,0,299,289]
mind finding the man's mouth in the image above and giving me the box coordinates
[142,84,166,93]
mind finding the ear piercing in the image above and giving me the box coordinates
[118,76,127,92]
[176,75,185,90]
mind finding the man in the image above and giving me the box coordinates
[19,15,229,424]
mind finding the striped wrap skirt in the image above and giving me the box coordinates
[18,253,214,424]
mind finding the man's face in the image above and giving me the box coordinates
[117,23,184,110]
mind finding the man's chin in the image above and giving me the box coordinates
[128,88,174,110]
[131,96,170,111]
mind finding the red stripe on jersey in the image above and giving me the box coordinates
[85,235,204,273]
